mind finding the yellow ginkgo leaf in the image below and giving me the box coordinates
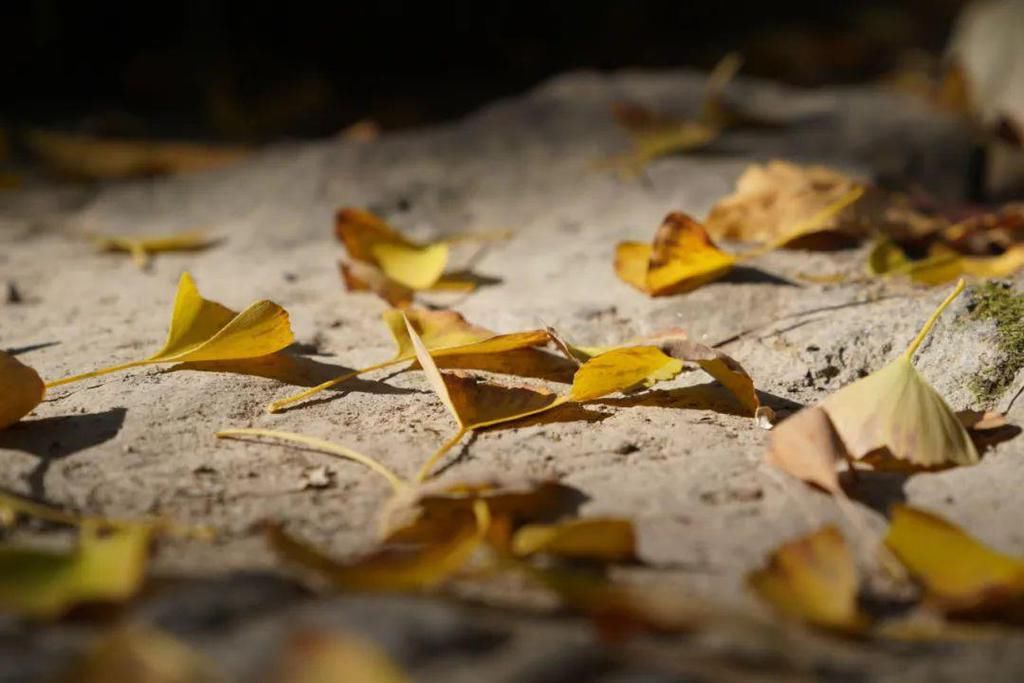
[616,213,736,296]
[512,518,636,562]
[268,308,550,413]
[65,626,222,683]
[410,317,686,481]
[747,526,868,633]
[266,500,488,592]
[268,630,410,683]
[770,279,977,478]
[867,238,1024,285]
[336,206,451,293]
[566,346,683,402]
[340,260,414,308]
[90,229,217,270]
[46,272,294,389]
[885,505,1024,616]
[0,350,45,429]
[0,524,152,618]
[370,241,449,290]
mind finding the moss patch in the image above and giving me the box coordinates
[967,282,1024,404]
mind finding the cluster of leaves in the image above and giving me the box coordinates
[612,159,1024,293]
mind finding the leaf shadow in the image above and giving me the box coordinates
[0,408,127,499]
[720,265,797,287]
[167,352,416,397]
[594,382,803,419]
[840,470,910,517]
[482,402,612,431]
[4,341,60,356]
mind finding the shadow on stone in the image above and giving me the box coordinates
[0,407,127,498]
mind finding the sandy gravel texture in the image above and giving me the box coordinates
[2,70,1024,681]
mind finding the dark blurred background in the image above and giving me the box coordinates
[1,1,966,141]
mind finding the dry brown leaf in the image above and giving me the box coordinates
[767,406,848,493]
[747,526,868,633]
[26,130,247,179]
[704,160,868,245]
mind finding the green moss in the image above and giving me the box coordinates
[967,282,1024,404]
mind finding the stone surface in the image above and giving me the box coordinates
[2,69,1024,681]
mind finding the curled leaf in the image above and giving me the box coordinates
[90,229,217,270]
[512,518,636,562]
[0,350,45,429]
[769,280,977,478]
[47,272,294,388]
[616,213,736,296]
[747,526,867,632]
[885,505,1024,617]
[0,524,152,618]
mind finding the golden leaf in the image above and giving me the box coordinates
[26,129,246,179]
[266,500,488,592]
[47,272,294,389]
[885,505,1024,616]
[267,308,549,413]
[769,280,978,475]
[64,625,222,683]
[340,260,414,309]
[867,238,1024,285]
[512,518,636,562]
[616,213,736,296]
[0,350,45,429]
[0,524,151,618]
[90,229,217,270]
[267,630,409,683]
[566,346,683,402]
[747,526,868,632]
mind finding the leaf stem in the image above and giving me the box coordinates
[216,428,407,494]
[44,359,150,389]
[904,279,966,361]
[265,358,401,413]
[415,427,469,483]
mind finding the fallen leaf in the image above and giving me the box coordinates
[512,518,636,562]
[64,625,222,683]
[47,272,294,389]
[0,524,151,618]
[616,213,736,296]
[267,630,409,683]
[26,129,247,179]
[885,505,1024,618]
[769,280,977,478]
[89,229,217,270]
[604,54,742,175]
[867,238,1024,285]
[704,160,868,245]
[266,500,489,592]
[410,316,686,481]
[747,526,868,632]
[267,308,550,412]
[382,478,586,544]
[340,260,413,308]
[0,350,45,429]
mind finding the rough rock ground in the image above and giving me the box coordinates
[2,70,1024,681]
